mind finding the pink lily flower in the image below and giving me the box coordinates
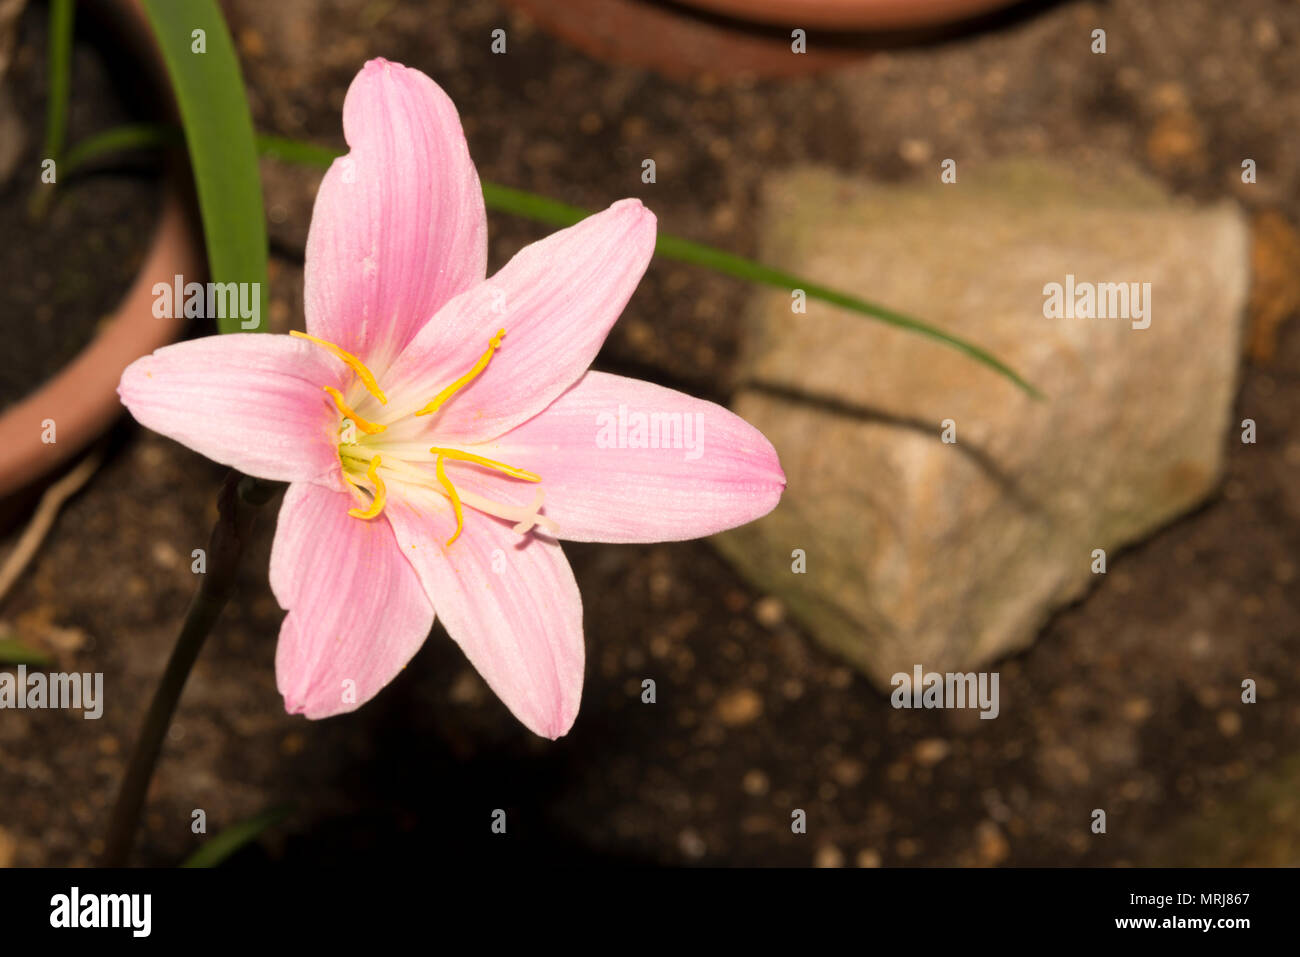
[118,59,784,738]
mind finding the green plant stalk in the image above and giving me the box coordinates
[60,123,181,177]
[477,182,1041,398]
[100,473,280,867]
[181,804,292,868]
[258,137,1037,396]
[655,233,1041,398]
[66,124,1042,396]
[0,637,53,668]
[43,0,75,163]
[28,0,76,220]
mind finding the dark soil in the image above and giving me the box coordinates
[0,3,160,409]
[1,0,1298,867]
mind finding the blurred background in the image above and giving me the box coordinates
[1,0,1299,867]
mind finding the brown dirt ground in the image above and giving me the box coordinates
[1,0,1298,867]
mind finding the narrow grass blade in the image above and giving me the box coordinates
[61,123,182,177]
[180,804,292,868]
[63,126,1040,394]
[0,637,53,667]
[42,0,75,164]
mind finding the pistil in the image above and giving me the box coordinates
[311,326,557,542]
[345,454,387,520]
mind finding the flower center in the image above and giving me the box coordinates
[291,328,556,546]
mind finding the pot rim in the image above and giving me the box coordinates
[0,0,201,501]
[675,0,1022,31]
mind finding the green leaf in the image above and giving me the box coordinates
[180,804,292,868]
[474,183,1041,397]
[61,123,182,178]
[652,234,1043,399]
[42,0,75,164]
[262,145,1038,397]
[28,0,75,220]
[0,636,53,667]
[59,124,1041,395]
[256,133,339,169]
[137,0,268,333]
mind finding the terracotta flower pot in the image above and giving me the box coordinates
[501,0,1028,80]
[676,0,1022,31]
[0,0,200,501]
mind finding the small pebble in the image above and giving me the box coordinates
[716,688,763,727]
[814,844,845,868]
[914,738,951,767]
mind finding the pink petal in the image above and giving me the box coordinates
[117,334,346,485]
[271,482,435,718]
[385,487,585,739]
[381,199,656,439]
[304,59,487,369]
[459,372,786,543]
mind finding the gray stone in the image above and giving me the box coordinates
[715,160,1249,688]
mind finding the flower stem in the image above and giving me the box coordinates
[100,472,280,866]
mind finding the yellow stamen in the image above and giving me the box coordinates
[435,454,464,546]
[323,386,386,435]
[347,455,387,520]
[415,328,505,417]
[427,446,541,483]
[291,330,388,405]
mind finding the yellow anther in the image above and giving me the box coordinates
[347,455,387,520]
[291,330,388,405]
[427,446,541,483]
[415,328,505,417]
[323,386,386,435]
[435,454,464,546]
